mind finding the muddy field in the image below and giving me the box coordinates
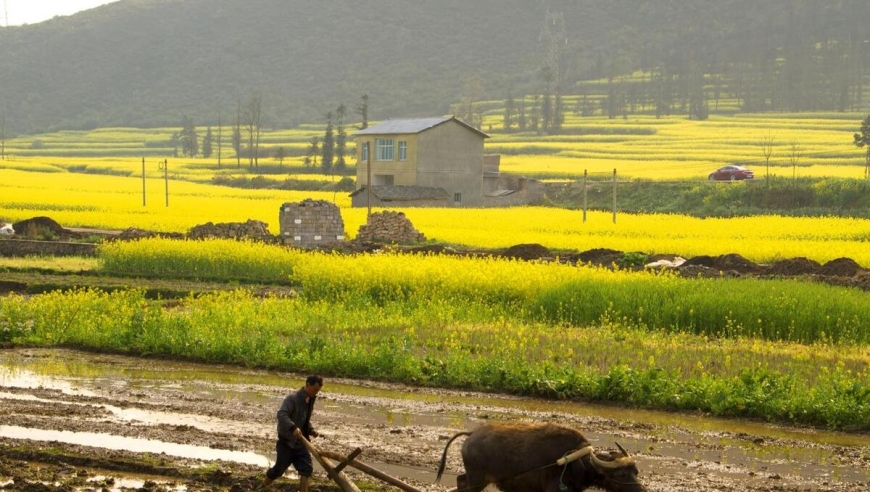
[1,348,869,491]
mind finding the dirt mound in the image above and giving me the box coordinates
[714,253,763,274]
[820,257,863,277]
[12,216,71,237]
[572,248,623,265]
[683,254,760,274]
[501,243,550,260]
[769,257,821,276]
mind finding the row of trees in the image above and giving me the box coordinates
[487,2,870,135]
[170,91,265,169]
[169,93,371,176]
[304,95,369,176]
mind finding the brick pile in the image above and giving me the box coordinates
[355,211,426,244]
[278,199,345,247]
[187,219,273,241]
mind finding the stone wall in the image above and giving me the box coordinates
[355,211,426,244]
[0,238,97,257]
[279,199,345,248]
[188,219,274,241]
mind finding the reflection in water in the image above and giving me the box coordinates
[0,425,270,467]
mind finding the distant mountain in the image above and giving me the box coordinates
[0,0,867,134]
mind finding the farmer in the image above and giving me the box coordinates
[263,374,324,490]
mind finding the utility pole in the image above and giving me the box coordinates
[366,142,372,221]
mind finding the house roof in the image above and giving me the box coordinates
[354,116,489,138]
[350,185,450,201]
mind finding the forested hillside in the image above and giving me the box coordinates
[0,0,867,134]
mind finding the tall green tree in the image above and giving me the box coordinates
[321,111,335,176]
[304,136,320,168]
[202,127,214,158]
[216,110,223,168]
[246,91,263,170]
[761,131,775,186]
[234,99,242,169]
[335,104,347,175]
[274,146,287,168]
[854,115,870,179]
[0,108,6,161]
[503,92,515,132]
[355,94,369,130]
[517,96,527,131]
[179,115,198,158]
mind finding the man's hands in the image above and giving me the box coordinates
[292,427,319,439]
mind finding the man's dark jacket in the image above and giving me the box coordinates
[276,387,317,449]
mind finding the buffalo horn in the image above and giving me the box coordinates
[615,442,631,457]
[589,448,635,471]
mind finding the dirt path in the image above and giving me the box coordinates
[1,348,869,491]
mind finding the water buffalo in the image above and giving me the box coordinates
[436,422,647,492]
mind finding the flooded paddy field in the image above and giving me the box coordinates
[1,348,869,491]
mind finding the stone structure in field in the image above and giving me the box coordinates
[188,219,273,241]
[279,199,345,247]
[355,211,425,244]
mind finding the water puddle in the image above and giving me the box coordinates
[2,348,869,488]
[0,425,270,466]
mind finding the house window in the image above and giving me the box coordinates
[454,192,462,204]
[361,142,369,162]
[398,141,407,161]
[375,138,395,161]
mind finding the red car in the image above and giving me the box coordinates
[709,165,754,181]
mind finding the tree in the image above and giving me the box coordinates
[179,115,198,158]
[789,139,802,206]
[456,75,483,128]
[355,94,369,130]
[854,115,870,179]
[274,146,287,168]
[553,90,564,133]
[233,99,242,169]
[321,111,334,175]
[0,108,6,161]
[335,104,347,175]
[529,95,540,132]
[503,92,515,132]
[304,136,320,168]
[216,110,223,168]
[517,96,527,131]
[202,127,214,158]
[761,131,775,186]
[246,91,263,169]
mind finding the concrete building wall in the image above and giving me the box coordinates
[416,120,484,206]
[355,134,419,186]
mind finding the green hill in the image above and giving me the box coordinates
[0,0,868,134]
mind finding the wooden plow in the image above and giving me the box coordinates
[299,436,425,492]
